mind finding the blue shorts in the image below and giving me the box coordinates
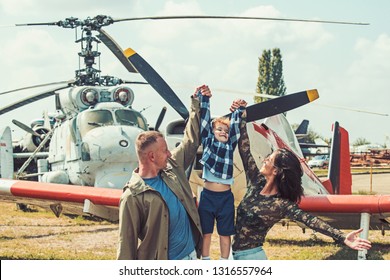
[198,188,235,236]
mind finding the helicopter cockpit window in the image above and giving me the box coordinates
[115,110,147,131]
[79,110,114,137]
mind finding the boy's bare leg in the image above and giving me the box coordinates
[202,233,212,259]
[219,235,231,259]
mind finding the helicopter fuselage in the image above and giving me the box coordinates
[39,85,147,188]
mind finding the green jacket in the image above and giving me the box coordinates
[117,97,202,260]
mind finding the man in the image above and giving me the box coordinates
[117,85,211,260]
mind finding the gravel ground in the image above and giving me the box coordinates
[352,173,390,194]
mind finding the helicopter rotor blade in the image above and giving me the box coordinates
[97,28,138,73]
[124,48,189,120]
[14,21,60,27]
[155,107,167,131]
[12,119,41,137]
[10,15,369,28]
[0,85,72,115]
[120,80,149,85]
[0,80,75,96]
[113,15,369,26]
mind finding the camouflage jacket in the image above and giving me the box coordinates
[232,119,346,251]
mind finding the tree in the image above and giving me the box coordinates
[254,48,286,103]
[353,138,371,147]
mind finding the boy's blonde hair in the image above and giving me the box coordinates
[212,117,230,129]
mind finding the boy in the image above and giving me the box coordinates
[195,87,246,260]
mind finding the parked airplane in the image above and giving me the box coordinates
[295,119,310,139]
[1,91,389,260]
[294,119,331,157]
[1,112,389,234]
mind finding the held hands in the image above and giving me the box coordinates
[343,228,372,251]
[230,98,248,112]
[193,85,212,98]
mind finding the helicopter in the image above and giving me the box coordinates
[0,13,335,221]
[0,16,189,190]
[1,14,348,190]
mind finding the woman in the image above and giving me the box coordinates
[230,100,372,260]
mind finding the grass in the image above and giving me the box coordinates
[1,202,389,260]
[207,222,390,260]
[264,224,390,260]
[0,203,117,260]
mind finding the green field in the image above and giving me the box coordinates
[0,202,389,260]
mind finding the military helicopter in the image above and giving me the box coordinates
[2,14,364,189]
[0,15,196,189]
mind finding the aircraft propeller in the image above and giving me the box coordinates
[12,119,41,138]
[124,48,189,119]
[155,107,167,131]
[96,29,138,74]
[96,27,189,119]
[12,118,51,151]
[225,89,319,122]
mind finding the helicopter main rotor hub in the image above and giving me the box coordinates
[53,15,122,86]
[55,15,114,30]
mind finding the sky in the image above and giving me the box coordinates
[0,0,389,145]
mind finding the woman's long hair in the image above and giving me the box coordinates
[273,148,304,203]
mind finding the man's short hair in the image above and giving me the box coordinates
[136,131,164,153]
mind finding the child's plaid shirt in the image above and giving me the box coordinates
[198,92,244,180]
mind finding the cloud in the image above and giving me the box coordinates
[0,0,129,16]
[351,33,390,79]
[0,1,388,144]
